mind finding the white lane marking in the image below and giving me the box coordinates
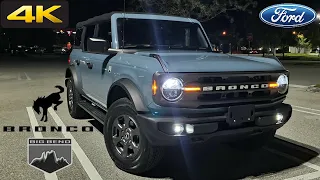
[290,84,309,88]
[293,108,320,116]
[264,147,320,171]
[17,73,21,80]
[48,108,103,180]
[26,107,59,180]
[292,105,320,113]
[24,72,31,80]
[284,171,320,180]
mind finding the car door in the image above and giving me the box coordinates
[69,27,84,87]
[86,21,114,105]
[80,24,96,97]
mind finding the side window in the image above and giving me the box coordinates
[74,28,83,47]
[97,21,112,48]
[83,25,95,51]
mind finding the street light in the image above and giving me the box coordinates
[222,31,226,35]
[292,31,296,35]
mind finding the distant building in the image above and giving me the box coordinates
[289,46,311,54]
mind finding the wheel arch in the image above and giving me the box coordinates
[107,79,149,113]
[65,67,82,91]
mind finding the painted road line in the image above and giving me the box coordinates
[284,171,320,180]
[17,73,21,80]
[292,105,320,113]
[26,107,59,180]
[293,108,320,116]
[264,147,320,171]
[289,84,309,88]
[24,72,31,80]
[48,108,103,180]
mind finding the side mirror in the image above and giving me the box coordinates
[87,38,110,53]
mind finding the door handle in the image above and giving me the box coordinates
[87,62,93,69]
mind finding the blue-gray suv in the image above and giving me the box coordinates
[65,12,292,174]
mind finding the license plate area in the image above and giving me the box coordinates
[227,105,255,126]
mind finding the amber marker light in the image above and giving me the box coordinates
[183,87,201,92]
[269,83,279,88]
[152,80,158,95]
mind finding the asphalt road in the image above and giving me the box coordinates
[0,54,320,180]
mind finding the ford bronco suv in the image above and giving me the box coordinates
[65,12,292,174]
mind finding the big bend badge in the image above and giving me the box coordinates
[27,138,72,173]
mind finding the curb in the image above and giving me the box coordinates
[281,61,320,64]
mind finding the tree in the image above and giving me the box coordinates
[305,24,320,50]
[130,0,257,22]
[296,34,312,54]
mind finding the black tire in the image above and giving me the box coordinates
[228,130,276,151]
[104,98,164,174]
[66,77,91,119]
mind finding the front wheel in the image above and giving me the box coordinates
[104,98,164,174]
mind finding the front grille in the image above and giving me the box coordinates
[198,90,271,101]
[153,71,288,108]
[183,73,282,107]
[198,75,272,84]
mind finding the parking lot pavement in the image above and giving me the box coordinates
[0,54,320,180]
[283,64,320,86]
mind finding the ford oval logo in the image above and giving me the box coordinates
[259,3,317,28]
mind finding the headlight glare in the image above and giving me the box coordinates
[277,74,289,94]
[161,78,183,101]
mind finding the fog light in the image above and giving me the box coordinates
[276,113,284,124]
[186,124,194,134]
[172,124,184,134]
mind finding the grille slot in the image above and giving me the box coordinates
[198,75,272,84]
[198,90,271,101]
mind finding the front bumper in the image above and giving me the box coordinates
[138,103,292,146]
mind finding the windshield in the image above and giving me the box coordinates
[117,18,211,51]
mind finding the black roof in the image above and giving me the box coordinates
[76,11,192,28]
[76,12,116,28]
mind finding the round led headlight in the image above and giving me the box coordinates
[161,78,183,101]
[277,74,289,94]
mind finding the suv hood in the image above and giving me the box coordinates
[135,50,285,72]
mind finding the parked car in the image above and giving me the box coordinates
[53,46,68,54]
[9,45,27,56]
[65,12,292,174]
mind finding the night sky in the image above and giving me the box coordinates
[1,0,320,47]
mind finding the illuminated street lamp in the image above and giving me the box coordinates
[292,31,296,35]
[222,31,227,35]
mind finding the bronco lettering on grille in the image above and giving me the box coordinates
[202,84,269,91]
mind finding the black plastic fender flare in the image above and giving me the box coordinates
[65,66,83,92]
[108,79,149,113]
